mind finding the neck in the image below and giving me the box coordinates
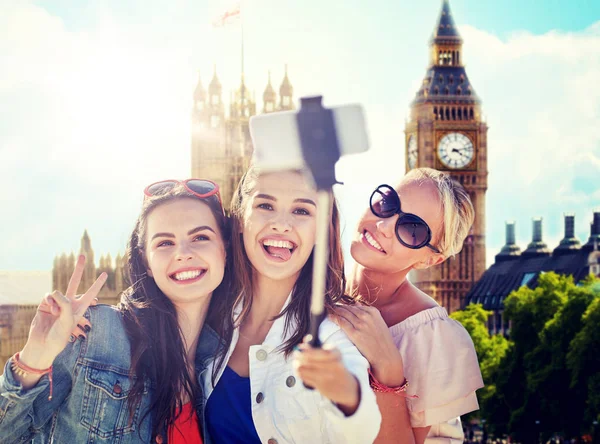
[174,296,211,365]
[350,263,409,307]
[247,272,298,326]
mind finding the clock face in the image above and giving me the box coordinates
[407,135,417,169]
[437,133,474,169]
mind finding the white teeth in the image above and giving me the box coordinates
[365,232,384,252]
[262,239,294,249]
[172,270,202,281]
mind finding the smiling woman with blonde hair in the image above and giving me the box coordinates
[336,167,484,444]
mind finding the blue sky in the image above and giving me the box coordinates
[1,0,599,274]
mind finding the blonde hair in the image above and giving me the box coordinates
[403,168,474,257]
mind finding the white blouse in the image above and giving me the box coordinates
[389,306,484,443]
[203,295,382,444]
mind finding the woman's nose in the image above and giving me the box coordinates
[175,243,193,261]
[376,217,396,238]
[270,212,292,232]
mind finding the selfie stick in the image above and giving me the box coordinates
[249,95,369,349]
[295,96,340,348]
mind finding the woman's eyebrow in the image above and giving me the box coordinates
[188,226,216,235]
[255,193,316,207]
[150,225,215,241]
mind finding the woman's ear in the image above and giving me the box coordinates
[413,254,446,270]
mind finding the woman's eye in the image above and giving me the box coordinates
[157,240,174,247]
[293,208,311,216]
[193,234,210,242]
[257,202,273,210]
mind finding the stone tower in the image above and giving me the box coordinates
[405,0,488,312]
[191,66,295,208]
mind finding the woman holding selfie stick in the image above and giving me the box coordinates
[0,180,230,443]
[202,165,381,444]
[336,168,484,444]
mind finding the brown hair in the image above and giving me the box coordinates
[225,165,346,355]
[118,185,231,440]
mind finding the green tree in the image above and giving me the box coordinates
[450,303,509,431]
[484,272,600,442]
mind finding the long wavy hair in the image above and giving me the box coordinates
[222,165,347,356]
[118,185,232,440]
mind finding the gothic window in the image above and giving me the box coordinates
[266,102,274,112]
[457,86,462,96]
[433,107,438,120]
[452,108,456,120]
[449,75,454,85]
[444,86,450,95]
[211,95,219,105]
[439,74,444,84]
[457,107,462,120]
[460,74,465,84]
[433,86,439,95]
[282,96,290,107]
[445,107,450,120]
[470,108,474,119]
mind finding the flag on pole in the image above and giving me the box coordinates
[212,2,241,27]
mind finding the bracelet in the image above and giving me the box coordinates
[10,352,54,401]
[368,368,418,398]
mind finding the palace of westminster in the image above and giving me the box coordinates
[1,0,598,365]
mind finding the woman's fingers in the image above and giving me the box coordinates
[77,317,92,332]
[65,255,86,299]
[49,290,73,319]
[75,273,107,316]
[72,325,87,340]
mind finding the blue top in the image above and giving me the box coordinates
[205,366,261,444]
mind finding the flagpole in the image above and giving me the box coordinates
[240,1,245,118]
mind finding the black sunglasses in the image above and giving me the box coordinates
[369,184,441,253]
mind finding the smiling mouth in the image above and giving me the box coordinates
[169,269,206,282]
[261,239,297,261]
[363,230,386,253]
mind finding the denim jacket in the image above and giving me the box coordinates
[0,305,222,443]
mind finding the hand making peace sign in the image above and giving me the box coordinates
[20,255,107,369]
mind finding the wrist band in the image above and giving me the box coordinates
[368,368,418,398]
[10,352,53,401]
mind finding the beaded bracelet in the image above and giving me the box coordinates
[368,368,418,398]
[10,352,53,401]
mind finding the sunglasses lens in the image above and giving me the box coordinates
[146,181,178,196]
[370,186,399,218]
[397,215,430,248]
[186,179,217,196]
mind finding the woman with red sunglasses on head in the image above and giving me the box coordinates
[335,167,484,444]
[0,179,231,443]
[202,164,381,443]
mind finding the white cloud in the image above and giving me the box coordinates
[1,1,599,276]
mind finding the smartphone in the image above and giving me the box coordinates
[249,99,370,172]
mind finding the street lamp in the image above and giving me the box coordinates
[535,420,541,444]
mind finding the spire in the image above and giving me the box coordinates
[554,214,581,255]
[522,218,551,257]
[279,64,294,110]
[194,73,206,101]
[80,230,92,253]
[263,71,276,113]
[496,221,521,262]
[432,0,462,42]
[208,64,222,96]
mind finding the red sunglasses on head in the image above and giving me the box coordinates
[144,179,224,213]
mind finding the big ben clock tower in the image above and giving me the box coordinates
[406,0,488,312]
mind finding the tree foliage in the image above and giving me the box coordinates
[453,272,600,441]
